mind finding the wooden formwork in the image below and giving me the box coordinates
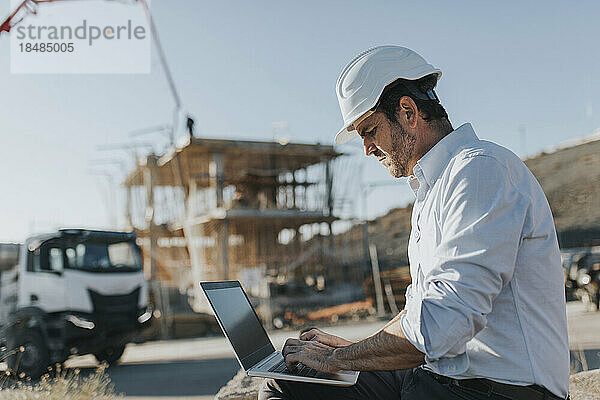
[122,136,343,312]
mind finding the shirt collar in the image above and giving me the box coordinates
[407,175,420,197]
[414,123,479,188]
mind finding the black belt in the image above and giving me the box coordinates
[423,369,567,400]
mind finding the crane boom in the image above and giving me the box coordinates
[1,0,80,33]
[1,0,35,33]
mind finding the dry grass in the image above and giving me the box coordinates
[0,364,122,400]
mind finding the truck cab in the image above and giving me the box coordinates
[0,229,152,379]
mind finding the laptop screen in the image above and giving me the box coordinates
[202,281,275,370]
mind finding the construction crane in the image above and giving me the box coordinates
[1,0,53,34]
[1,0,183,144]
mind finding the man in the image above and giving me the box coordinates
[259,46,570,400]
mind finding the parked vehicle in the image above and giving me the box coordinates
[576,251,600,311]
[562,249,586,299]
[0,229,152,379]
[562,247,600,311]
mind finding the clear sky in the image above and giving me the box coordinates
[1,0,599,242]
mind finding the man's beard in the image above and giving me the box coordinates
[388,121,415,178]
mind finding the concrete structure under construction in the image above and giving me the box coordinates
[123,136,342,319]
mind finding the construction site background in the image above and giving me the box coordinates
[122,132,599,340]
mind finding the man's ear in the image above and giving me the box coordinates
[396,96,419,129]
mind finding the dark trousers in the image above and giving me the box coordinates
[259,367,509,400]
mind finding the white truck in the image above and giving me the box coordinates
[0,229,152,379]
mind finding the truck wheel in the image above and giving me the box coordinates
[94,345,126,365]
[6,329,50,380]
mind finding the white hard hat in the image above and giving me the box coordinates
[334,46,442,145]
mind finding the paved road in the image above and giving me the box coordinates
[107,358,239,399]
[567,301,600,349]
[61,301,600,399]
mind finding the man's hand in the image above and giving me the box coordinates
[299,328,354,347]
[282,338,341,373]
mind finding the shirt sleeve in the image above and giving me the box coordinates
[401,154,527,360]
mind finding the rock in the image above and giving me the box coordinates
[570,369,600,400]
[214,369,262,400]
[215,368,600,400]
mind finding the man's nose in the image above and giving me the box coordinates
[363,137,376,156]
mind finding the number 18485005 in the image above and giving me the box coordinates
[19,42,74,52]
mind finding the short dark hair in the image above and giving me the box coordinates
[375,75,449,125]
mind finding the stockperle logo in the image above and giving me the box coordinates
[10,1,151,74]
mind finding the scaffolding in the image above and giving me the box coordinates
[123,136,342,320]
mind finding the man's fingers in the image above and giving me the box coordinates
[282,341,337,373]
[284,352,300,370]
[300,328,321,341]
[284,338,301,348]
[282,339,301,356]
[282,344,303,357]
[315,334,330,343]
[299,327,319,339]
[304,331,351,347]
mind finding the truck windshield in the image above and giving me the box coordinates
[65,240,142,272]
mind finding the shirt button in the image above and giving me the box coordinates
[414,231,421,240]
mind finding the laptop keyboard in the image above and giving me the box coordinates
[268,359,320,377]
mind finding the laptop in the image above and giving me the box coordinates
[201,280,360,386]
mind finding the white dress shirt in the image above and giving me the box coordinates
[399,123,569,397]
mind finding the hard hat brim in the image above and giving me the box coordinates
[334,126,359,144]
